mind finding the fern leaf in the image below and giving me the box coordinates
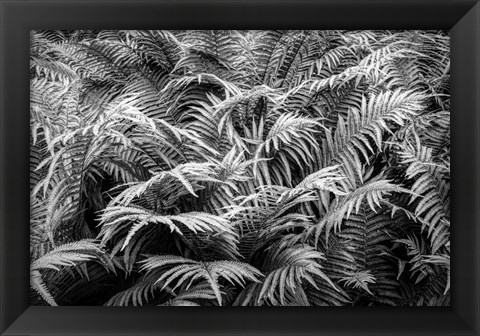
[139,255,263,305]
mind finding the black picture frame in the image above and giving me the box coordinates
[1,0,479,335]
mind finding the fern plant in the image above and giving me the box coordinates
[30,29,450,306]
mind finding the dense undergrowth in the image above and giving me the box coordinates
[30,30,450,306]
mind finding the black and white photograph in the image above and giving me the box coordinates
[29,30,450,306]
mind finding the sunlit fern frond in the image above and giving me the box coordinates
[174,30,254,84]
[251,112,324,186]
[98,205,239,268]
[104,271,169,306]
[337,203,402,305]
[227,185,317,262]
[395,137,449,253]
[139,255,263,305]
[259,244,336,305]
[303,175,411,246]
[393,234,450,305]
[159,283,217,306]
[30,240,104,306]
[108,162,221,207]
[322,89,425,184]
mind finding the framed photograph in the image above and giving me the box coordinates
[1,0,479,335]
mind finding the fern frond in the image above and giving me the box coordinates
[139,255,263,305]
[30,240,104,305]
[158,283,217,306]
[104,272,167,306]
[30,270,58,306]
[339,270,376,295]
[31,240,103,272]
[174,30,254,84]
[255,245,336,305]
[98,206,236,250]
[322,89,424,184]
[395,137,449,253]
[109,162,220,206]
[304,177,411,245]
